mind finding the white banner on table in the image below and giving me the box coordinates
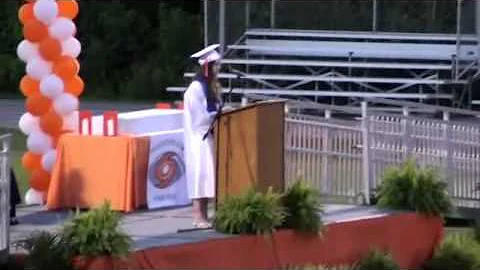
[91,109,184,135]
[146,129,190,209]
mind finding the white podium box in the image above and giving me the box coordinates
[91,109,183,136]
[145,129,190,209]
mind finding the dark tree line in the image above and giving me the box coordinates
[0,0,202,101]
[0,1,474,101]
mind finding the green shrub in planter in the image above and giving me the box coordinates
[282,180,324,234]
[214,187,286,235]
[14,231,73,270]
[376,158,452,217]
[61,201,132,258]
[473,220,480,243]
[423,233,480,270]
[353,249,400,270]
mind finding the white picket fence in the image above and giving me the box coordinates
[0,133,11,264]
[284,105,480,208]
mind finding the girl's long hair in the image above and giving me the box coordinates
[194,61,222,102]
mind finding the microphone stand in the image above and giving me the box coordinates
[202,72,241,141]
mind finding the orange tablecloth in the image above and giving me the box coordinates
[46,134,150,212]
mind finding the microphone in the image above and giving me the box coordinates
[201,69,245,140]
[226,68,246,103]
[230,70,244,79]
[227,67,245,79]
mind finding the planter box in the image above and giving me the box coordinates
[9,212,443,269]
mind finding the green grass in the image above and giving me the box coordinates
[0,127,29,201]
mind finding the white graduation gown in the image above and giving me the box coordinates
[183,80,218,199]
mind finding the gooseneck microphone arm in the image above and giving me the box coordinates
[202,70,243,141]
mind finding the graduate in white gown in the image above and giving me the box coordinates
[183,44,222,228]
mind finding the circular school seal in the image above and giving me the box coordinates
[148,139,185,189]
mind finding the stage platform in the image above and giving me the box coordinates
[10,203,392,252]
[9,204,443,269]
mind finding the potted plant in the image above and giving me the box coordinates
[353,249,400,270]
[61,201,132,269]
[423,233,480,270]
[281,180,324,235]
[375,158,452,217]
[214,187,286,235]
[14,230,73,270]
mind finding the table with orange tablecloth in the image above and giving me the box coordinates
[46,134,150,212]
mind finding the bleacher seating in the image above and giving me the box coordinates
[236,28,478,61]
[167,28,479,107]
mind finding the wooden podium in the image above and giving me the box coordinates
[215,100,285,207]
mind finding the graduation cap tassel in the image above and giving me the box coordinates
[204,62,209,77]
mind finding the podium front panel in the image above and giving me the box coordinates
[215,101,285,207]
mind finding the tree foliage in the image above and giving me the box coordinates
[0,0,202,101]
[0,1,469,101]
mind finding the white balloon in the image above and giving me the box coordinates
[40,74,64,99]
[53,93,78,115]
[49,18,76,41]
[61,37,81,58]
[33,0,58,26]
[25,188,45,205]
[63,110,79,132]
[41,149,57,172]
[27,130,53,155]
[18,113,40,135]
[17,40,40,63]
[26,58,53,81]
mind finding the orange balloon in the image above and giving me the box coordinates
[25,92,52,116]
[40,110,64,136]
[23,19,49,43]
[65,75,84,96]
[29,168,51,192]
[18,3,34,25]
[58,0,79,19]
[39,37,62,61]
[19,75,40,97]
[22,151,42,172]
[53,56,79,80]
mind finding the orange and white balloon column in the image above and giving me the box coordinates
[17,0,83,205]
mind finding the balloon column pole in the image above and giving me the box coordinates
[17,0,83,205]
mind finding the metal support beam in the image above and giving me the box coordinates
[0,134,11,265]
[203,0,208,47]
[245,0,250,29]
[361,102,371,205]
[455,0,462,80]
[270,0,276,28]
[219,0,226,54]
[372,0,378,32]
[477,0,480,71]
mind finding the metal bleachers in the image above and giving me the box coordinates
[167,27,479,108]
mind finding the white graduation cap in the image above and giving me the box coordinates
[190,44,221,65]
